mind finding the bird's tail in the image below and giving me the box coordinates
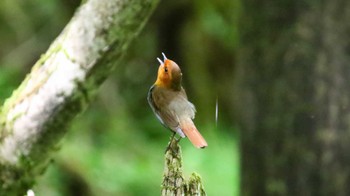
[180,118,208,149]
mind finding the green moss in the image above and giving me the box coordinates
[187,173,206,195]
[0,164,35,195]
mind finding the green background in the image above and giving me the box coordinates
[0,0,238,195]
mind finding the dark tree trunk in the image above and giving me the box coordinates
[235,1,350,195]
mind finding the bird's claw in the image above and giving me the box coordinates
[165,133,181,154]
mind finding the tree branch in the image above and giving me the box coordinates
[0,0,159,194]
[162,140,206,196]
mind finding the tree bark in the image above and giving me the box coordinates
[0,0,159,194]
[235,1,350,195]
[161,139,206,196]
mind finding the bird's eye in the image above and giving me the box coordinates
[164,67,168,73]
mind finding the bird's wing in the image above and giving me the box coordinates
[148,85,183,136]
[148,85,165,125]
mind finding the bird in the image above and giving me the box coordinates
[147,53,208,149]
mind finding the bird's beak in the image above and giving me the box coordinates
[157,57,163,65]
[162,52,167,62]
[157,52,167,65]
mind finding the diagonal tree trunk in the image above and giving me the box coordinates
[0,0,159,194]
[235,0,350,195]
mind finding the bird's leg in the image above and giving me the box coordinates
[175,136,182,144]
[165,132,178,154]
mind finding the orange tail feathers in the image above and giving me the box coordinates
[180,119,208,148]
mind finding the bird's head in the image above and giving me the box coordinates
[155,53,182,90]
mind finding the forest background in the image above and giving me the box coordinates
[0,0,238,195]
[1,0,348,195]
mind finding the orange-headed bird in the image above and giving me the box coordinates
[148,53,208,148]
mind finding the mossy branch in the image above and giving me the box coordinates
[0,0,159,194]
[162,140,206,196]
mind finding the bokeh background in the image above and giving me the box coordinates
[0,0,238,195]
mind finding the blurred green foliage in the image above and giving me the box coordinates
[0,0,239,195]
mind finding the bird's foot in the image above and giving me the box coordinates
[165,134,181,154]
